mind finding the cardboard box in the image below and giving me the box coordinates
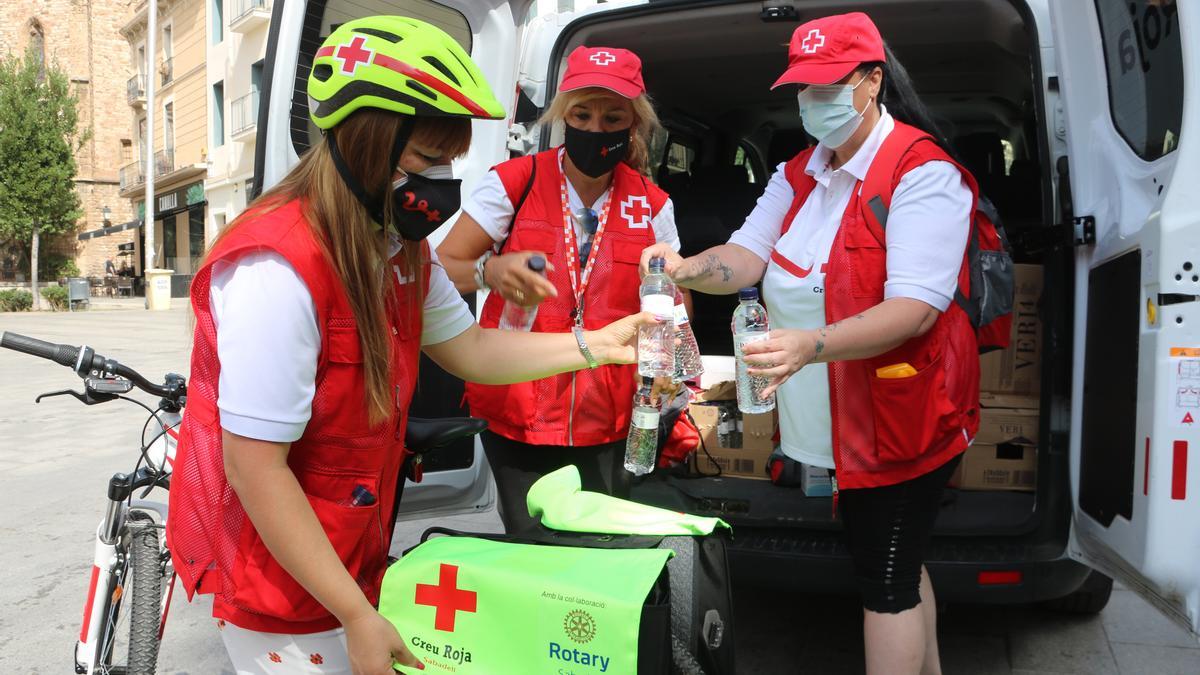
[953,443,1037,491]
[690,380,778,479]
[953,408,1039,491]
[979,264,1043,408]
[973,408,1039,446]
[799,463,833,497]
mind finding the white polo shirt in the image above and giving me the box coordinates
[210,236,475,444]
[729,110,973,467]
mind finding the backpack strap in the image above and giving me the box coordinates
[857,123,933,245]
[779,149,819,237]
[496,153,537,219]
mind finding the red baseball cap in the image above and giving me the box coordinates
[771,12,886,89]
[560,46,646,99]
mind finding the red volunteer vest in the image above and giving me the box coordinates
[775,121,981,489]
[167,199,428,634]
[465,150,667,446]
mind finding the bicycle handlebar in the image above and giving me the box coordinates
[1,331,183,402]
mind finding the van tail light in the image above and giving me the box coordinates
[978,570,1023,586]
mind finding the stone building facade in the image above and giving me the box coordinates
[0,0,138,281]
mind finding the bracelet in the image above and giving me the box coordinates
[572,326,600,369]
[474,250,494,291]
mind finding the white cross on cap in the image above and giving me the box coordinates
[801,29,826,54]
[589,50,617,66]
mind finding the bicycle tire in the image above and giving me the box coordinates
[671,633,706,675]
[125,517,165,675]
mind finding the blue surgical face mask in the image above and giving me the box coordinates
[797,75,871,149]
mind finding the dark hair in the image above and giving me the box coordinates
[858,42,959,161]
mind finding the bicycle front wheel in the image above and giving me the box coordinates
[98,514,166,675]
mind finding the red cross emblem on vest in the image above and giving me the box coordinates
[621,195,651,229]
[335,36,374,75]
[801,29,826,54]
[415,563,477,632]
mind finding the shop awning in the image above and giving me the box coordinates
[78,218,143,241]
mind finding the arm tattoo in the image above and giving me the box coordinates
[686,253,734,283]
[815,314,863,353]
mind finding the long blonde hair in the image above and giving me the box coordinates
[539,87,661,176]
[204,109,471,425]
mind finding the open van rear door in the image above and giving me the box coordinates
[256,0,532,521]
[1052,0,1200,636]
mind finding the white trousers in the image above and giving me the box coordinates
[219,620,352,674]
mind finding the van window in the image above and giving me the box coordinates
[290,0,471,156]
[734,145,757,184]
[1095,0,1183,160]
[664,141,694,175]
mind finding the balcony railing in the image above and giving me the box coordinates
[155,149,175,177]
[230,90,259,140]
[160,57,173,86]
[126,75,146,106]
[231,0,270,31]
[119,160,145,190]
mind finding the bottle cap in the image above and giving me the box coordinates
[648,257,666,273]
[527,255,547,273]
[738,287,759,302]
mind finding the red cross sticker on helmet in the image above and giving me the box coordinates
[772,12,886,89]
[334,36,374,75]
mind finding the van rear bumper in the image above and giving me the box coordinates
[728,528,1092,604]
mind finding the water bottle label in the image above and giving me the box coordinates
[641,294,674,320]
[632,409,660,430]
[734,332,771,354]
[673,303,690,326]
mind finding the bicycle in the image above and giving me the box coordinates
[2,332,185,675]
[1,331,488,675]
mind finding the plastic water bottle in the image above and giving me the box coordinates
[498,255,547,331]
[624,376,659,475]
[732,287,776,414]
[638,257,676,377]
[672,289,704,382]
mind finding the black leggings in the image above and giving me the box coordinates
[481,430,630,534]
[838,454,962,614]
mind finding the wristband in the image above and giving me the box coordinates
[572,326,600,369]
[474,250,494,291]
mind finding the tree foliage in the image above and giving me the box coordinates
[0,47,86,245]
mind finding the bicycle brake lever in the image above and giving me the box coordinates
[35,388,117,405]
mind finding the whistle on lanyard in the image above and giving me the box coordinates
[875,362,919,379]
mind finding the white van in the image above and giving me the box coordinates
[256,0,1199,638]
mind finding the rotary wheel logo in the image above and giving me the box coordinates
[563,609,597,644]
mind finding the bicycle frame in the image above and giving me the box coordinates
[75,410,180,675]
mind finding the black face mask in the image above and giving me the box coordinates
[390,166,462,241]
[327,119,460,241]
[564,124,631,178]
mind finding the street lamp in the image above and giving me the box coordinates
[102,205,112,224]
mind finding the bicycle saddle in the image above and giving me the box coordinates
[404,416,488,454]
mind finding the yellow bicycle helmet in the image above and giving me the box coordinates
[307,15,505,129]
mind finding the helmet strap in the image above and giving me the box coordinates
[327,116,414,227]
